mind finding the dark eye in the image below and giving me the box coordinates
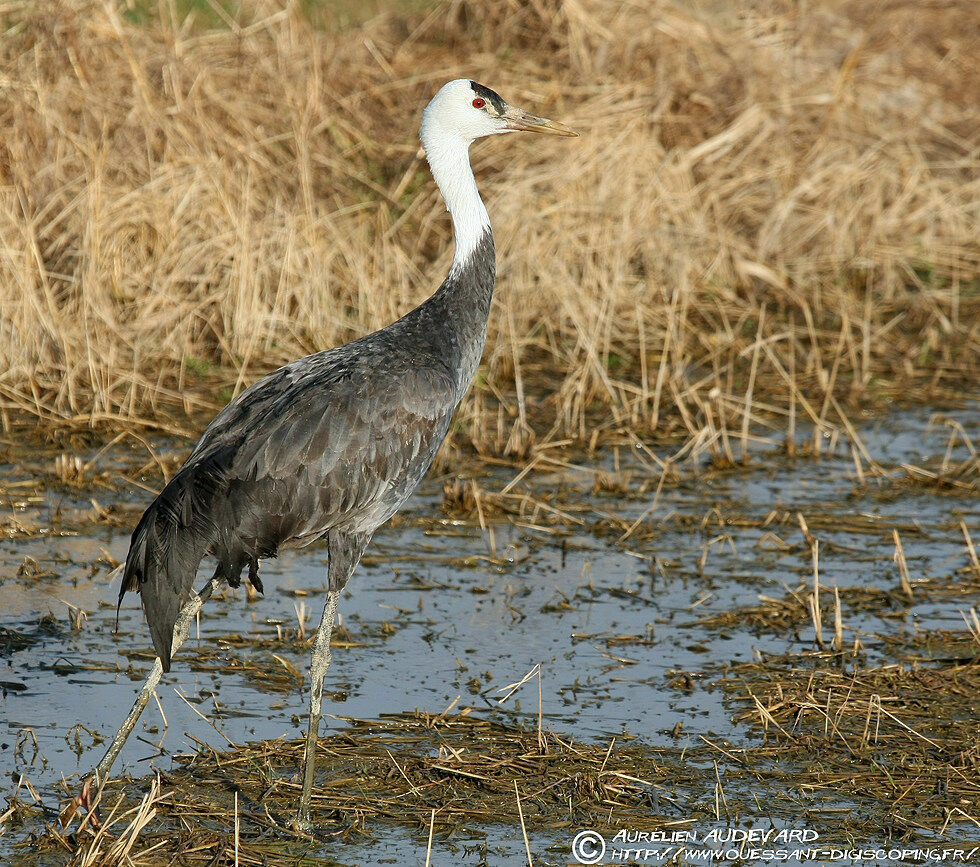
[472,98,486,109]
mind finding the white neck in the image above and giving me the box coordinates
[421,132,491,270]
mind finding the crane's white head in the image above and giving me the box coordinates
[420,79,575,267]
[420,79,576,148]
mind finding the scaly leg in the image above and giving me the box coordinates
[82,578,220,791]
[293,589,341,832]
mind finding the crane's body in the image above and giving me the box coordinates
[89,79,574,832]
[121,231,495,670]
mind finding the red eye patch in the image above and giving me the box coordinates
[472,98,486,108]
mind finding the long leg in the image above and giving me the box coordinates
[293,589,341,831]
[84,577,220,789]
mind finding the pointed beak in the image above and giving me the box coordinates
[502,105,578,137]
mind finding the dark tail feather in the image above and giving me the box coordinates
[118,470,215,672]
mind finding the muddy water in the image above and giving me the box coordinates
[1,405,977,864]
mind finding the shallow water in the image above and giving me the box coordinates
[1,405,977,864]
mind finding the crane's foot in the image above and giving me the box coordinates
[286,809,349,839]
[60,777,103,834]
[290,808,313,835]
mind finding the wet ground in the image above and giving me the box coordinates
[0,405,977,865]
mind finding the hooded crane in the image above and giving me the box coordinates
[85,79,575,831]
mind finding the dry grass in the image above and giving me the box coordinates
[695,572,980,635]
[44,711,693,864]
[40,683,980,863]
[0,0,977,457]
[724,653,980,832]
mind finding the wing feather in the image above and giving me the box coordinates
[120,348,459,669]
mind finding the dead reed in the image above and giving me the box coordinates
[46,711,690,864]
[0,0,976,457]
[723,650,980,835]
[695,572,980,635]
[41,684,980,864]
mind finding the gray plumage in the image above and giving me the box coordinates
[115,77,574,698]
[120,232,495,671]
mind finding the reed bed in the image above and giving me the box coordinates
[45,711,694,864]
[696,576,980,635]
[41,663,980,865]
[0,0,976,456]
[723,652,980,832]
